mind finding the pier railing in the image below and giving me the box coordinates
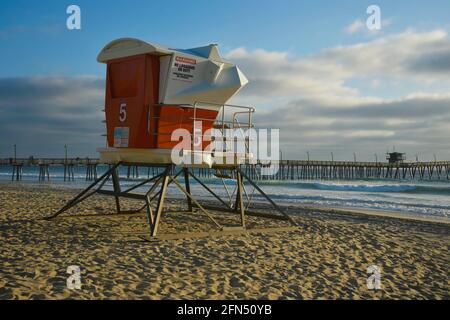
[247,160,450,181]
[1,158,450,181]
[0,158,102,166]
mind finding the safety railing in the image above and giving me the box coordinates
[150,102,255,154]
[101,102,255,156]
[152,102,254,130]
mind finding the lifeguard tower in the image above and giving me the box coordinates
[46,38,297,239]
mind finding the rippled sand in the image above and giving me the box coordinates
[0,183,448,299]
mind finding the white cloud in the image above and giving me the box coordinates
[226,29,450,160]
[227,29,450,102]
[345,17,393,35]
[317,29,450,80]
[1,29,449,160]
[345,19,366,34]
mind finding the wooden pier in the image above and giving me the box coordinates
[247,160,450,181]
[1,158,102,182]
[1,158,450,181]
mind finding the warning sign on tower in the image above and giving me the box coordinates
[172,55,197,82]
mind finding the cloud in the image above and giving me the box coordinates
[344,18,393,35]
[407,49,450,74]
[225,47,360,103]
[0,77,105,157]
[227,29,450,160]
[1,29,449,160]
[317,29,450,80]
[227,29,450,107]
[345,19,366,34]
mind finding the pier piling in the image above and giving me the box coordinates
[1,158,450,182]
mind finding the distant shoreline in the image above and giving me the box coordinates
[1,180,449,225]
[291,203,450,225]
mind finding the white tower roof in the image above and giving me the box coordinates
[98,38,248,106]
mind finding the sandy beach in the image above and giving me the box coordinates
[0,182,448,300]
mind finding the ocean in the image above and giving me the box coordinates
[1,165,449,220]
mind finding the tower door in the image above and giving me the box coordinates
[105,54,160,149]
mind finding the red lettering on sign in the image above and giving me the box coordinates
[175,56,197,65]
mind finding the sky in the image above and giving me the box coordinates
[0,0,449,161]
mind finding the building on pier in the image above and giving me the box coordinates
[386,152,406,164]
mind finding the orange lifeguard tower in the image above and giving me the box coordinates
[46,39,297,239]
[96,38,252,165]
